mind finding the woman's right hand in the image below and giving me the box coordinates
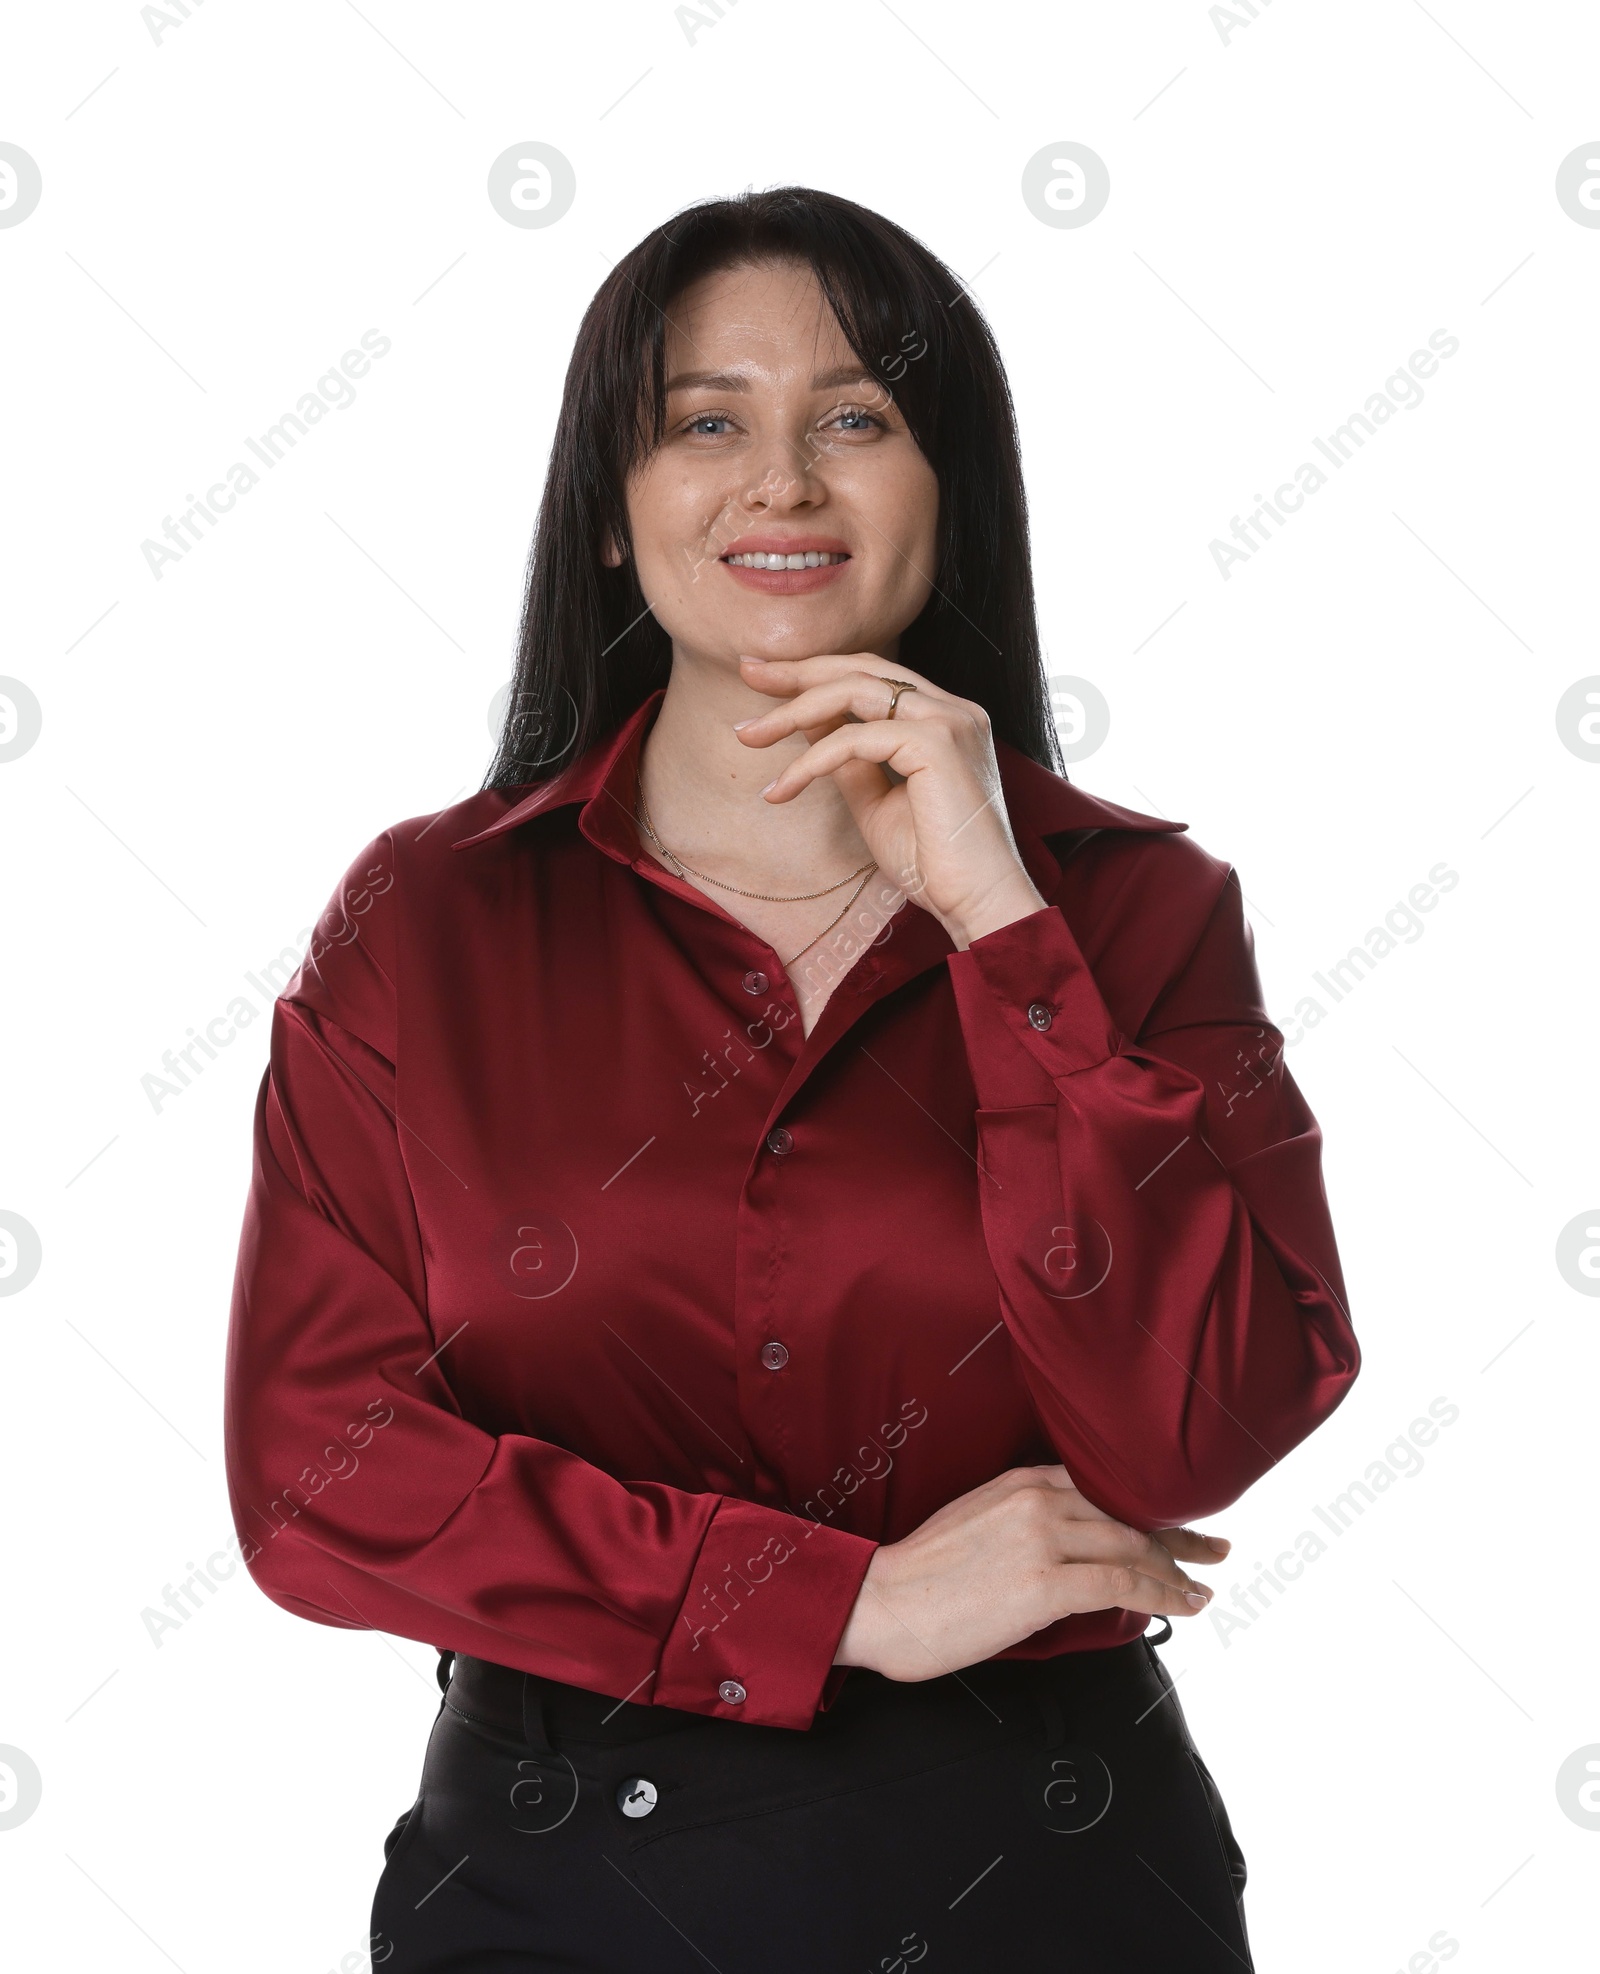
[832,1463,1230,1683]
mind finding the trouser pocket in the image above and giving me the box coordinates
[382,1797,422,1864]
[1139,1641,1253,1963]
[1187,1747,1248,1904]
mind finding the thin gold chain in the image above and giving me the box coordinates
[776,865,879,969]
[633,785,880,969]
[634,785,876,902]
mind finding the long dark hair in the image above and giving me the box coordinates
[484,185,1062,789]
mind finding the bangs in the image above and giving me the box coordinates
[604,199,963,474]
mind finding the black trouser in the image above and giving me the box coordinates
[370,1628,1254,1972]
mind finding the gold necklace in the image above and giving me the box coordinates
[777,866,879,970]
[634,785,876,902]
[634,785,879,969]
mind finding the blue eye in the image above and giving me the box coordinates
[686,414,734,436]
[830,409,882,433]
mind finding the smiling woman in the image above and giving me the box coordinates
[224,185,1358,1973]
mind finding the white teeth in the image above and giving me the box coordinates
[725,550,847,569]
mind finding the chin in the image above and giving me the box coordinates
[719,613,881,660]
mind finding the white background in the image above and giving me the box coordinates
[3,2,1597,1968]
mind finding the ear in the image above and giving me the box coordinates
[600,532,626,568]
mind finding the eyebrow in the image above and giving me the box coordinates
[663,363,878,394]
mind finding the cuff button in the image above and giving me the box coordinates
[718,1679,747,1705]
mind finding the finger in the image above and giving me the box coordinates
[1013,1468,1128,1524]
[734,672,945,744]
[1155,1525,1232,1563]
[1047,1521,1206,1598]
[1027,1472,1212,1561]
[1021,1466,1119,1517]
[758,717,953,802]
[1059,1561,1214,1618]
[991,1464,1102,1507]
[738,652,948,702]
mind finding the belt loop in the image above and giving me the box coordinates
[521,1673,554,1756]
[435,1648,455,1696]
[1030,1664,1068,1750]
[1145,1618,1173,1650]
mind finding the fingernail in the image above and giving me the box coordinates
[1184,1590,1209,1609]
[760,779,779,795]
[740,653,771,664]
[732,718,757,729]
[1206,1536,1230,1554]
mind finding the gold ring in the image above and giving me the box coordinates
[882,678,919,720]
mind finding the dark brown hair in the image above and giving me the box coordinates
[484,185,1061,787]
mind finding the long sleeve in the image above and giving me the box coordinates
[945,862,1359,1532]
[222,840,876,1733]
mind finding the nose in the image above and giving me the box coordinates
[738,423,825,519]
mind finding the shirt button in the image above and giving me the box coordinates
[765,1125,794,1156]
[1027,1002,1053,1031]
[742,969,769,995]
[718,1679,747,1705]
[760,1340,789,1370]
[617,1776,658,1818]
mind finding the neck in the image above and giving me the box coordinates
[636,646,881,886]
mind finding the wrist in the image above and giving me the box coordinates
[832,1543,897,1672]
[943,875,1049,950]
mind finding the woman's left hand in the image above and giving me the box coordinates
[733,653,1049,950]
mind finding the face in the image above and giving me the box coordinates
[610,259,940,669]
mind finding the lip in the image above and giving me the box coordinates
[717,535,853,596]
[720,535,851,558]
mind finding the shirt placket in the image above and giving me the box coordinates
[730,898,958,1489]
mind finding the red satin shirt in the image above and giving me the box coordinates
[223,685,1359,1732]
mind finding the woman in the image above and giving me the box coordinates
[223,187,1359,1971]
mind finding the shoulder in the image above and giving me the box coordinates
[998,741,1234,927]
[1053,826,1242,1020]
[279,786,527,1040]
[1002,752,1248,1022]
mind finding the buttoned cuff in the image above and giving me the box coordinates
[947,905,1124,1101]
[654,1497,878,1731]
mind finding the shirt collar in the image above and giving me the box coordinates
[449,689,662,857]
[449,685,1188,871]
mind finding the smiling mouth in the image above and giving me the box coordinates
[721,549,850,570]
[717,545,853,593]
